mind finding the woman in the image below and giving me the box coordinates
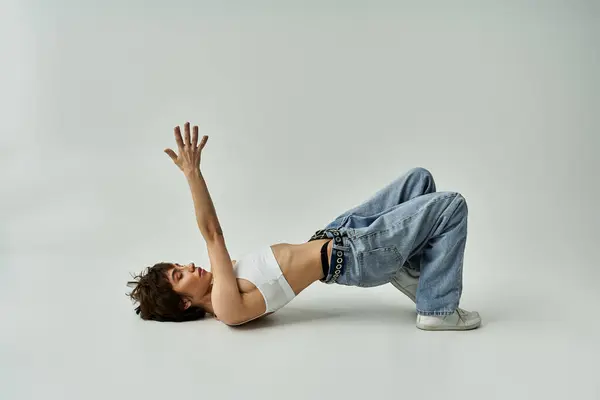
[127,122,481,331]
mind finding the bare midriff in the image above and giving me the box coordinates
[234,239,332,300]
[266,239,332,295]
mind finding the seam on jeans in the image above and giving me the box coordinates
[434,234,466,277]
[353,192,458,241]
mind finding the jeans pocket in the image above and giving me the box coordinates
[357,246,402,287]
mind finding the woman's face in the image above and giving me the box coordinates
[167,262,212,309]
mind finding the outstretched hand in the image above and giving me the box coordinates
[164,122,208,176]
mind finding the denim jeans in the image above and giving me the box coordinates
[312,167,468,316]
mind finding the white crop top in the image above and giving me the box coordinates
[232,245,296,317]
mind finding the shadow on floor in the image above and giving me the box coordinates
[232,303,417,330]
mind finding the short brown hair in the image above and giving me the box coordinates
[127,262,207,322]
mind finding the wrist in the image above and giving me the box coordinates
[184,168,201,180]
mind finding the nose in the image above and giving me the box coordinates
[189,263,195,272]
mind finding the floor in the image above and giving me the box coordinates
[2,252,599,399]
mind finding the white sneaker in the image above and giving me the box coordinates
[390,267,419,303]
[416,308,481,331]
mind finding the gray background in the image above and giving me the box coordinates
[1,1,598,399]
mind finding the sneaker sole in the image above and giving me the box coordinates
[416,319,481,331]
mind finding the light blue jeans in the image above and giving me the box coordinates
[318,167,468,316]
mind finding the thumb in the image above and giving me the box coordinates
[164,148,178,163]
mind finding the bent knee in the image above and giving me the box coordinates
[409,167,433,179]
[435,191,468,214]
[453,192,468,214]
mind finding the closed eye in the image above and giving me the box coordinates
[171,268,182,283]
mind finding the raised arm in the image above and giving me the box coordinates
[164,122,264,325]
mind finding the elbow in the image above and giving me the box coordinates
[212,305,243,326]
[218,313,243,327]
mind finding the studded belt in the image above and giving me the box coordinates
[309,228,347,284]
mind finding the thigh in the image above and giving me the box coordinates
[325,167,436,230]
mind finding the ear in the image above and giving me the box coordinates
[181,298,192,310]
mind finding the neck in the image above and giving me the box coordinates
[195,284,215,315]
